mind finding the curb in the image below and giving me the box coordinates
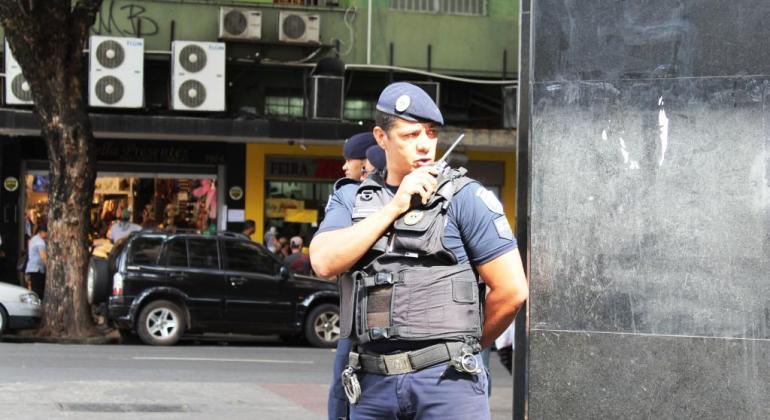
[1,333,119,345]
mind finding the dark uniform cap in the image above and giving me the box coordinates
[365,145,386,171]
[343,132,377,160]
[376,82,444,125]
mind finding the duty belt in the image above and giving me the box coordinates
[348,342,481,376]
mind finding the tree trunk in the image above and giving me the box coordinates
[39,112,98,337]
[0,1,102,337]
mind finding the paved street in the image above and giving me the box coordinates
[0,338,513,419]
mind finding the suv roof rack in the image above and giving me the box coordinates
[218,231,248,238]
[133,228,250,239]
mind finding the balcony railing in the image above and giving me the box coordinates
[389,0,488,16]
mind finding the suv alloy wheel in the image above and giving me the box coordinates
[136,300,187,346]
[304,303,340,348]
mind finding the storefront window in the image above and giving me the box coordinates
[264,156,343,250]
[23,173,219,243]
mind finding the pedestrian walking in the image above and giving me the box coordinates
[311,82,528,419]
[284,236,312,275]
[25,224,48,299]
[264,226,278,252]
[109,209,142,243]
[242,220,256,238]
[274,236,289,260]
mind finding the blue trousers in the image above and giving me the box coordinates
[350,355,490,420]
[328,338,352,420]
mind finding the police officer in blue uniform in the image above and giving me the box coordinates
[312,82,528,420]
[328,131,379,420]
[364,145,386,178]
[342,132,378,181]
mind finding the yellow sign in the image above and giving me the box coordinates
[266,198,305,218]
[284,209,318,224]
[3,177,19,192]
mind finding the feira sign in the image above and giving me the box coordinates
[265,157,344,181]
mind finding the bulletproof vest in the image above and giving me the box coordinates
[338,168,483,345]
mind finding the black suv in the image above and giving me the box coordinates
[88,231,339,347]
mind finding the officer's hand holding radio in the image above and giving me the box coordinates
[388,166,438,214]
[402,132,466,210]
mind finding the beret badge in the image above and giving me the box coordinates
[395,94,411,113]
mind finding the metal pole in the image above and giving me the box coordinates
[427,44,432,73]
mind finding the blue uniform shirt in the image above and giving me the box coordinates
[317,180,517,266]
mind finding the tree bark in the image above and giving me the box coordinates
[0,1,103,337]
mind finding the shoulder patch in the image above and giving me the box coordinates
[493,216,514,241]
[358,189,375,201]
[476,187,504,214]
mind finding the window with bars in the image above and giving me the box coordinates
[265,96,305,118]
[273,0,340,6]
[389,0,487,16]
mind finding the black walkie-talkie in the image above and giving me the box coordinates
[409,133,465,209]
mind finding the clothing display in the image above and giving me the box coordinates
[24,175,219,248]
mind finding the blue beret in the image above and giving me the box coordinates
[343,132,377,160]
[365,145,386,171]
[376,82,443,125]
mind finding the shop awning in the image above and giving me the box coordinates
[0,108,368,144]
[0,108,516,150]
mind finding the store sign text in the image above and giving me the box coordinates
[267,157,343,180]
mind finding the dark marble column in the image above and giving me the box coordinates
[514,0,532,419]
[526,1,770,418]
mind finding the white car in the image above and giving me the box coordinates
[0,282,41,336]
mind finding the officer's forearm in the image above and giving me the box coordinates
[480,287,526,348]
[310,203,403,277]
[476,251,529,348]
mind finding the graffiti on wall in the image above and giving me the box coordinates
[92,0,160,37]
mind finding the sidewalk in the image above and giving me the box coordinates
[0,381,325,420]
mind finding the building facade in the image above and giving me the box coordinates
[0,0,519,279]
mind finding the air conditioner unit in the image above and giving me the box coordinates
[309,75,343,120]
[219,7,262,41]
[88,36,144,108]
[4,41,33,105]
[171,41,226,112]
[407,81,440,106]
[278,11,321,44]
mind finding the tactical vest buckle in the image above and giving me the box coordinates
[369,327,391,340]
[374,272,394,285]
